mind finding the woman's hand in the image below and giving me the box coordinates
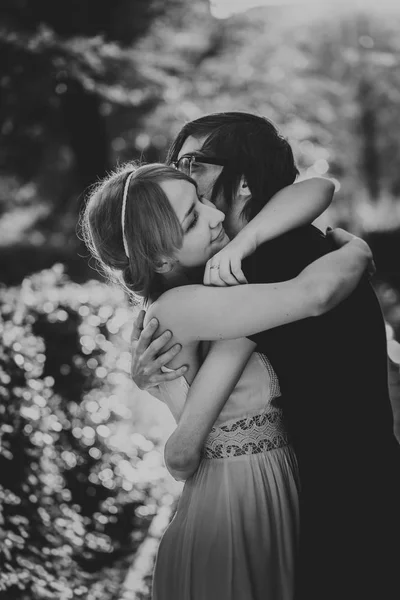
[203,235,251,286]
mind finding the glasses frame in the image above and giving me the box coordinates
[171,154,228,175]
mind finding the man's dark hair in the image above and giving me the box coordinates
[167,111,299,221]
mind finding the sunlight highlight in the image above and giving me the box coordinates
[210,0,400,19]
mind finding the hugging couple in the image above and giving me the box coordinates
[81,112,400,600]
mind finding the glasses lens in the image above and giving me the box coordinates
[177,157,192,175]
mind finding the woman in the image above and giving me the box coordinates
[81,163,372,600]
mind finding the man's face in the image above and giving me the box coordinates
[177,135,228,207]
[177,135,248,238]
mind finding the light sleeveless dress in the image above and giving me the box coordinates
[152,353,300,600]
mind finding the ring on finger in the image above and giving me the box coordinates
[210,264,220,270]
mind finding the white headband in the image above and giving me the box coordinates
[121,171,135,258]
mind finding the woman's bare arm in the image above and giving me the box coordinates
[164,338,256,481]
[235,177,334,254]
[146,236,371,344]
[204,178,334,286]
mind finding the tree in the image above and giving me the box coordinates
[146,4,400,227]
[0,0,217,209]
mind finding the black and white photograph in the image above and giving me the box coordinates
[1,1,400,599]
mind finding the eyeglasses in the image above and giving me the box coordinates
[171,154,228,176]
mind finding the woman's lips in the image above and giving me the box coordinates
[212,228,225,243]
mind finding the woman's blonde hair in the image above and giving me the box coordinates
[80,162,195,301]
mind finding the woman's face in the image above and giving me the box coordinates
[160,178,230,268]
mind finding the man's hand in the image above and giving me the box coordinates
[130,310,187,390]
[326,227,376,279]
[203,238,250,287]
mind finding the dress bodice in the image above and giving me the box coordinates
[162,352,289,459]
[162,353,280,419]
[213,352,281,425]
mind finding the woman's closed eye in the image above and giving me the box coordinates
[187,211,199,231]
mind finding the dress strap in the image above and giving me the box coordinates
[161,366,190,391]
[256,353,281,399]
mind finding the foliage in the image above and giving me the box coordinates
[137,5,400,231]
[0,265,170,599]
[0,0,220,286]
[0,3,399,598]
[2,3,400,284]
[0,0,217,188]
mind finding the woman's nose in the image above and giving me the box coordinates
[201,197,215,209]
[208,205,225,228]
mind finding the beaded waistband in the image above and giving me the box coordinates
[202,406,290,459]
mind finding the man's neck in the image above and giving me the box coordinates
[161,265,204,293]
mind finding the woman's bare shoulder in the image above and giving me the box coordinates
[144,285,205,330]
[143,289,202,382]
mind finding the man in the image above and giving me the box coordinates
[130,112,400,600]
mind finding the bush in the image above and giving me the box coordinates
[0,264,168,600]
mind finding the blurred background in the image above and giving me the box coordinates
[1,0,400,598]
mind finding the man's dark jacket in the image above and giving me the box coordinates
[243,225,400,600]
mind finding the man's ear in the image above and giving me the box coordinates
[238,175,251,199]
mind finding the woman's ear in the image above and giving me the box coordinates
[154,257,176,274]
